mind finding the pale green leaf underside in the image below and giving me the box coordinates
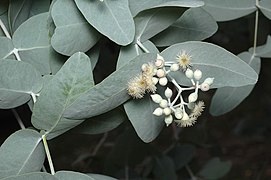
[12,13,58,75]
[152,7,218,46]
[8,0,50,33]
[75,0,135,45]
[0,37,13,59]
[258,0,271,20]
[210,52,261,116]
[31,52,93,139]
[161,41,258,88]
[0,129,45,179]
[254,35,271,58]
[73,108,126,135]
[51,0,100,56]
[124,95,165,143]
[129,0,204,17]
[134,7,184,43]
[64,53,157,120]
[203,0,256,21]
[198,157,232,179]
[1,172,58,180]
[0,59,42,109]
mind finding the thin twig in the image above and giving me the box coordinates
[91,132,108,156]
[84,132,108,169]
[11,109,25,129]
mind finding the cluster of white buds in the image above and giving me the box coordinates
[127,51,214,127]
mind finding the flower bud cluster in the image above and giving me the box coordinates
[127,52,214,127]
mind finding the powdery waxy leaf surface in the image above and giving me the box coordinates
[0,59,42,109]
[31,52,94,139]
[134,7,184,43]
[2,172,58,180]
[12,13,60,75]
[124,95,164,143]
[210,52,261,116]
[129,0,204,17]
[8,0,50,33]
[73,108,126,135]
[0,37,13,59]
[161,41,258,88]
[258,0,271,20]
[152,7,218,46]
[75,0,135,45]
[51,0,100,56]
[64,53,157,120]
[0,129,45,179]
[203,0,256,21]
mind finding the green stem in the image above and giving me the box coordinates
[42,134,55,175]
[253,0,259,55]
[0,19,11,39]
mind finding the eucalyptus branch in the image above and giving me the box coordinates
[42,134,55,175]
[0,19,11,39]
[253,0,259,55]
[11,109,25,129]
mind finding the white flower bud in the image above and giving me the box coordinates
[153,107,163,116]
[194,69,202,80]
[152,77,159,85]
[165,87,173,99]
[163,107,172,116]
[159,77,168,86]
[156,69,166,78]
[175,109,183,119]
[203,77,214,85]
[164,115,173,126]
[200,83,210,91]
[170,64,179,71]
[151,94,162,104]
[188,92,198,103]
[141,63,148,72]
[159,99,168,108]
[182,111,189,121]
[185,69,193,79]
[155,59,164,68]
